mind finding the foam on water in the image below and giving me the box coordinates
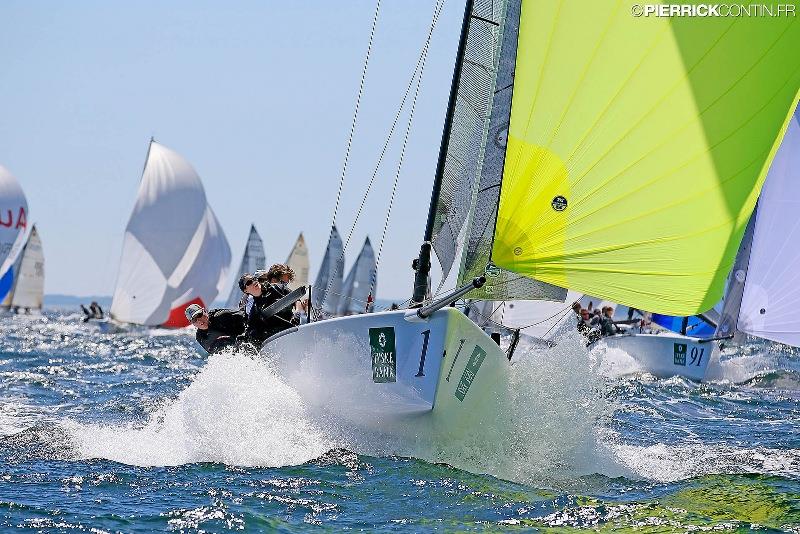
[590,344,645,379]
[66,351,332,467]
[61,327,613,486]
[606,436,800,482]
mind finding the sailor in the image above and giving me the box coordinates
[590,308,602,327]
[600,306,620,337]
[185,303,246,354]
[577,308,601,344]
[80,301,104,322]
[241,264,306,348]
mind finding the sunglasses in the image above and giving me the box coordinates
[244,279,256,288]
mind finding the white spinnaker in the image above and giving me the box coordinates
[225,225,266,309]
[337,237,376,316]
[9,225,44,310]
[111,141,231,327]
[487,290,583,340]
[312,226,344,315]
[286,232,309,291]
[738,110,800,347]
[0,165,29,303]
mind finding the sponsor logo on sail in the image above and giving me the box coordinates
[551,196,568,211]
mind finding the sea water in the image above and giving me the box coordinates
[0,311,798,532]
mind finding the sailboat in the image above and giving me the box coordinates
[285,232,309,291]
[1,225,44,313]
[261,0,800,436]
[225,224,266,309]
[311,226,344,317]
[109,139,231,328]
[337,236,377,316]
[595,104,800,380]
[723,106,800,347]
[0,165,29,306]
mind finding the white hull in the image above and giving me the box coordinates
[262,308,508,438]
[590,332,717,381]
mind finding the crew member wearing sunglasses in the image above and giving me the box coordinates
[239,264,302,348]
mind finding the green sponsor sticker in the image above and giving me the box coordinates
[370,327,396,383]
[674,343,687,366]
[455,345,486,401]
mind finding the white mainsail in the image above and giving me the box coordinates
[0,165,29,304]
[7,225,44,310]
[337,236,376,316]
[285,232,309,291]
[224,224,266,309]
[311,226,344,316]
[110,140,232,327]
[738,109,800,347]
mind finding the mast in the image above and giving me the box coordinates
[411,0,475,305]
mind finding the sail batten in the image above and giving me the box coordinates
[490,0,800,315]
[110,141,231,327]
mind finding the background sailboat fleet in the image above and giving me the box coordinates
[0,138,378,326]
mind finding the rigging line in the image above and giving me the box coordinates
[337,0,447,294]
[319,0,445,316]
[329,0,382,231]
[369,5,440,302]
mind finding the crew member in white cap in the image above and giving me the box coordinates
[185,304,246,354]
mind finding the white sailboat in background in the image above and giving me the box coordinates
[595,105,800,381]
[110,139,231,328]
[285,232,309,291]
[337,236,376,316]
[0,165,29,305]
[225,224,266,309]
[1,225,44,313]
[311,226,344,317]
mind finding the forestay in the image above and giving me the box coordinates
[491,0,800,315]
[312,226,344,316]
[224,225,266,309]
[110,141,231,327]
[0,165,29,303]
[285,232,310,291]
[738,107,800,347]
[7,225,44,310]
[337,236,377,316]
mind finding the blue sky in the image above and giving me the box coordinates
[0,0,463,299]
